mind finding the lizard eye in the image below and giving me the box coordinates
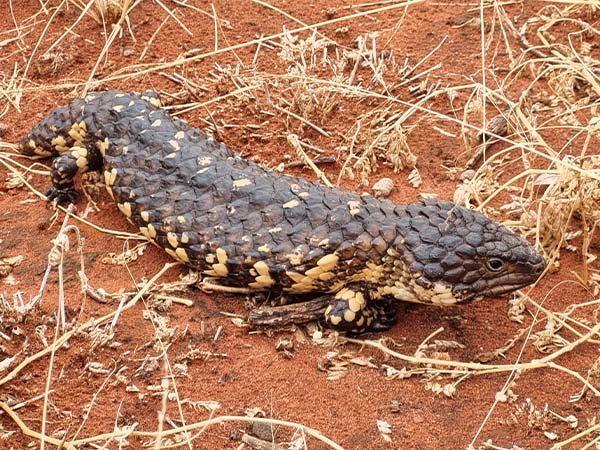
[486,258,504,272]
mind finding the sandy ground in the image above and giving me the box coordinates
[1,1,600,449]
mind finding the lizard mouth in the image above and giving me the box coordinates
[457,263,546,301]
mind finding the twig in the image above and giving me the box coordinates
[349,322,600,395]
[154,0,191,36]
[272,103,330,137]
[211,3,218,52]
[248,297,333,327]
[241,432,284,450]
[287,134,333,187]
[0,401,77,450]
[285,155,336,168]
[139,12,171,61]
[66,415,345,449]
[0,262,179,388]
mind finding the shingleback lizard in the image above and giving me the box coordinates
[18,90,546,333]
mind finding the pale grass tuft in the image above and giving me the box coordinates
[70,0,132,25]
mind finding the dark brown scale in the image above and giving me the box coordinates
[19,90,546,333]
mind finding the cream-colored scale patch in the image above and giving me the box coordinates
[298,192,309,198]
[198,156,213,166]
[105,185,115,200]
[304,266,323,279]
[285,271,305,283]
[348,292,365,313]
[349,263,386,284]
[316,254,339,271]
[211,263,228,277]
[387,248,401,257]
[144,96,162,108]
[336,288,355,301]
[51,135,68,152]
[175,248,190,263]
[175,130,185,139]
[140,211,150,222]
[181,232,189,244]
[104,168,117,187]
[165,248,179,261]
[118,202,133,218]
[147,223,157,239]
[343,310,356,323]
[257,244,270,253]
[251,275,275,288]
[196,167,209,174]
[72,147,88,169]
[177,216,186,224]
[167,232,179,248]
[283,199,300,209]
[68,129,83,144]
[429,283,457,306]
[73,147,87,158]
[67,121,87,145]
[165,152,177,159]
[249,261,275,289]
[326,306,342,326]
[269,227,282,233]
[113,105,125,112]
[410,282,436,304]
[286,252,304,266]
[378,284,419,303]
[139,227,151,240]
[286,275,316,293]
[318,272,336,281]
[347,200,361,216]
[33,147,53,157]
[216,248,228,265]
[233,179,252,189]
[205,253,216,264]
[96,138,109,156]
[253,261,270,277]
[169,140,180,150]
[151,119,162,127]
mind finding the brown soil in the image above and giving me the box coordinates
[1,1,599,449]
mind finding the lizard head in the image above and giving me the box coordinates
[393,199,546,304]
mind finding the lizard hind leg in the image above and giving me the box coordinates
[324,287,397,333]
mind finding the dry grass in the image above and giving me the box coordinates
[1,0,600,449]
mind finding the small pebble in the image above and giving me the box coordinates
[122,48,135,57]
[372,178,394,198]
[413,414,425,424]
[252,421,275,441]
